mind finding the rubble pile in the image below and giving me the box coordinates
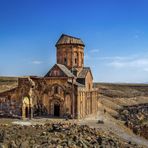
[118,103,148,139]
[0,122,140,148]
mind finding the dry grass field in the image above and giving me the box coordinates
[94,82,148,109]
[0,77,18,93]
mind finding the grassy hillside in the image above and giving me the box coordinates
[0,77,18,93]
[94,83,148,116]
[94,82,148,98]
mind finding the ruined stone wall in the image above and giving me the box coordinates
[8,77,77,118]
[0,77,37,118]
[0,76,98,119]
[0,88,21,117]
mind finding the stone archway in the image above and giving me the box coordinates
[22,97,32,119]
[50,99,64,117]
[54,103,60,116]
[25,106,29,118]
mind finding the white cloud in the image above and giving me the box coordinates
[32,60,43,65]
[108,57,148,71]
[98,56,131,60]
[90,49,100,53]
[131,59,148,67]
[109,61,126,68]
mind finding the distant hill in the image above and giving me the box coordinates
[94,82,148,98]
[0,76,18,81]
[0,76,18,93]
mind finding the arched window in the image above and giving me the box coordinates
[89,83,91,90]
[74,52,78,66]
[54,86,58,94]
[63,52,67,65]
[64,58,67,64]
[75,58,77,64]
[80,52,84,66]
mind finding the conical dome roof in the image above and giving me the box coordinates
[55,34,85,47]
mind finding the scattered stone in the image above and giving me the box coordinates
[97,120,104,124]
[19,141,29,148]
[0,122,142,148]
[9,140,17,148]
[118,103,148,140]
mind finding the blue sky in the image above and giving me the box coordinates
[0,0,148,82]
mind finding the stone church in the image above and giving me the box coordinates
[0,34,98,119]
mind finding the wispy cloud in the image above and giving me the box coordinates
[109,61,125,68]
[107,56,148,72]
[88,53,140,62]
[97,55,137,61]
[32,60,43,65]
[89,49,100,53]
[85,49,100,61]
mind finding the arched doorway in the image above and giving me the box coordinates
[22,97,32,119]
[25,107,29,118]
[54,104,60,116]
[50,99,63,117]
